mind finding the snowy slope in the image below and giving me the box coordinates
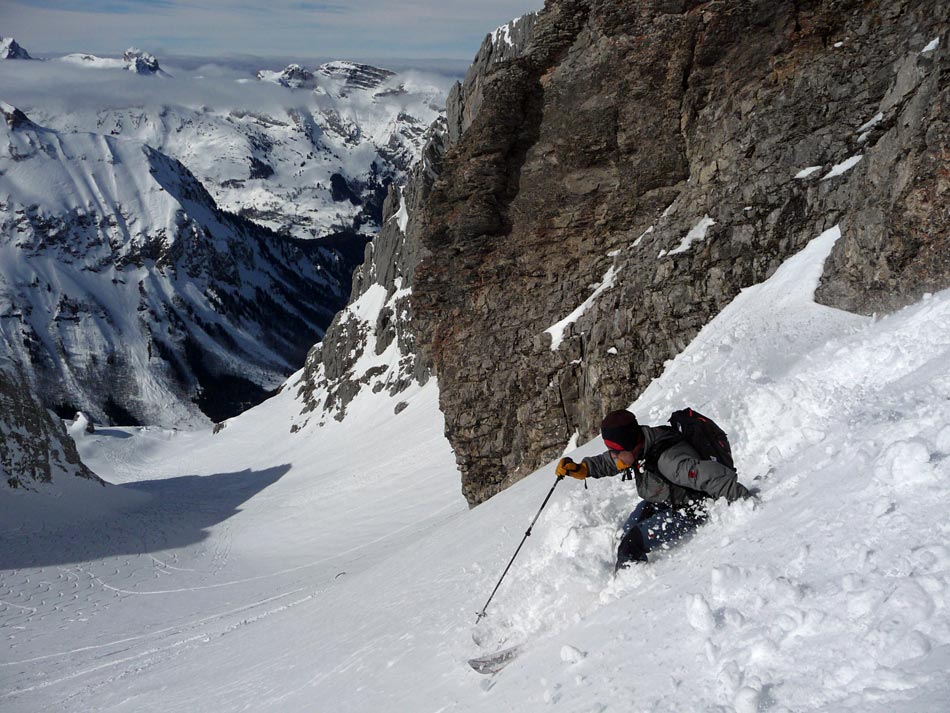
[2,228,949,711]
[0,54,450,241]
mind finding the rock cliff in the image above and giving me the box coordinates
[408,0,948,505]
[291,19,539,425]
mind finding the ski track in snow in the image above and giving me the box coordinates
[1,382,467,710]
[3,228,950,712]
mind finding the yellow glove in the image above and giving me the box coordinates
[556,457,588,479]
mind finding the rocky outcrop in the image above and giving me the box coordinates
[815,31,949,313]
[1,101,33,129]
[445,13,539,145]
[409,0,948,505]
[295,120,448,425]
[0,359,101,489]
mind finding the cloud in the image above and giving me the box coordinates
[0,52,460,121]
[288,2,349,12]
[0,0,544,60]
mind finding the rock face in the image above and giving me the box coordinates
[0,359,101,489]
[815,30,949,313]
[406,0,949,505]
[445,13,539,145]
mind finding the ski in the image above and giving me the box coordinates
[467,644,523,674]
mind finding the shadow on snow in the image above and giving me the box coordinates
[0,465,290,569]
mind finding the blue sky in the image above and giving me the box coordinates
[1,0,545,61]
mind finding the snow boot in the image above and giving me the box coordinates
[615,528,649,570]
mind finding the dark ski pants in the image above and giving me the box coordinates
[616,501,706,570]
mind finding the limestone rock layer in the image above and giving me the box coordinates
[409,0,948,505]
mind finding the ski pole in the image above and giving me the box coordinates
[475,475,564,623]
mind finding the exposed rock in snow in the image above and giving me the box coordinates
[294,119,447,427]
[0,358,101,488]
[260,60,401,98]
[318,61,396,94]
[0,101,35,130]
[71,411,96,435]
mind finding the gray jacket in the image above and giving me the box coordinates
[583,425,750,507]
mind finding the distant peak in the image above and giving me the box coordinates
[58,48,165,75]
[317,61,395,91]
[256,60,396,94]
[0,37,32,60]
[0,101,35,130]
[123,47,162,74]
[257,63,318,89]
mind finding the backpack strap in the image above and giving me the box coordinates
[641,426,683,474]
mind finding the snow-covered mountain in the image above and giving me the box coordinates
[2,226,948,712]
[0,50,452,426]
[59,47,169,76]
[0,52,450,242]
[256,63,320,90]
[258,60,395,96]
[316,60,396,94]
[0,37,32,61]
[0,102,348,426]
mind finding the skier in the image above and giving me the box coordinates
[555,409,751,570]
